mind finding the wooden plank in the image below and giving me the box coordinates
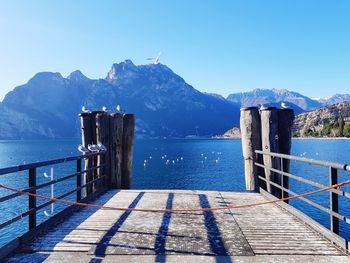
[259,188,349,251]
[4,190,347,260]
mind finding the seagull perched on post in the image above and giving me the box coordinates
[102,106,108,112]
[97,143,107,152]
[88,144,100,152]
[260,104,267,110]
[281,102,289,109]
[116,105,121,113]
[78,144,90,154]
[81,106,91,113]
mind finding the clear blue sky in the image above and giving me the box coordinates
[1,0,349,100]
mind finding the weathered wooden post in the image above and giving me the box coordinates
[90,111,100,193]
[109,113,124,188]
[260,107,281,196]
[240,107,262,192]
[121,114,135,189]
[96,111,110,189]
[278,108,294,200]
[80,112,94,196]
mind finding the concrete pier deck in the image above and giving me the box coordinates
[5,190,350,262]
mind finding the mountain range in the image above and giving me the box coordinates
[0,60,349,139]
[0,60,239,139]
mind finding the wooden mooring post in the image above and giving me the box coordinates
[278,108,294,200]
[90,111,100,193]
[121,114,135,189]
[79,112,94,196]
[241,106,294,198]
[109,113,124,188]
[240,107,262,192]
[260,107,281,197]
[80,110,135,192]
[96,111,110,189]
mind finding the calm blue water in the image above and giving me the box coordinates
[0,138,349,248]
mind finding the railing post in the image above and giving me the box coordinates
[76,159,82,201]
[28,168,36,230]
[329,167,339,234]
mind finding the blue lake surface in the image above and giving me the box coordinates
[0,138,349,247]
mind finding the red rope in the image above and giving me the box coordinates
[0,179,349,213]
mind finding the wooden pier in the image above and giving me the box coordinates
[4,190,349,262]
[1,108,350,262]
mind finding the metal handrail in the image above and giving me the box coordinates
[0,164,107,203]
[255,150,350,171]
[255,150,350,239]
[0,174,107,229]
[255,162,350,199]
[0,151,107,233]
[0,152,103,176]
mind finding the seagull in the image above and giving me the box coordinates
[260,104,267,110]
[88,144,99,152]
[97,143,107,151]
[78,144,90,153]
[102,106,108,112]
[281,102,289,109]
[147,52,161,64]
[81,106,91,113]
[116,105,121,113]
[44,211,51,217]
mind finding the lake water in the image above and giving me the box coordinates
[0,138,349,248]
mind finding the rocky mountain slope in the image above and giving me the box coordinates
[0,60,240,139]
[293,101,350,136]
[213,127,241,139]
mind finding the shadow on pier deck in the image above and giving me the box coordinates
[4,190,349,262]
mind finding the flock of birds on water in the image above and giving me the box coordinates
[142,151,223,168]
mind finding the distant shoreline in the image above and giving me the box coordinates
[292,137,350,140]
[212,136,350,140]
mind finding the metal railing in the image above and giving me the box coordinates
[0,152,107,232]
[255,150,350,246]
